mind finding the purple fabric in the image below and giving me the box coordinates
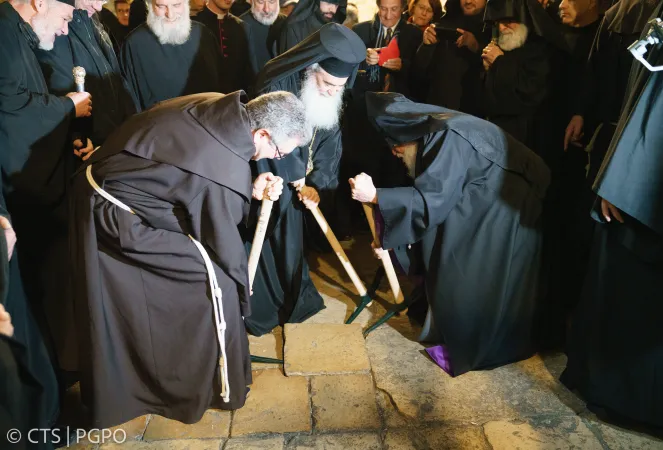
[426,345,455,377]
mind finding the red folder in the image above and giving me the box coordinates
[378,37,400,66]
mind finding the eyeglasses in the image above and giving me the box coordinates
[269,139,285,160]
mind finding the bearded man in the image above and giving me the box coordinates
[278,0,346,53]
[480,1,551,147]
[244,23,366,336]
[121,0,223,111]
[240,0,286,84]
[0,0,92,433]
[350,92,550,377]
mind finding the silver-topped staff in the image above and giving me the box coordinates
[73,66,86,92]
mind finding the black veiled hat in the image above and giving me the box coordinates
[254,23,366,95]
[57,0,76,7]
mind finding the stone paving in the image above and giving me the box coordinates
[63,234,663,450]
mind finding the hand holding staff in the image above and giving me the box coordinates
[349,173,404,306]
[248,173,283,290]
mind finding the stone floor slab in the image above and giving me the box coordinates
[484,416,603,449]
[143,410,231,441]
[224,436,285,450]
[582,414,663,450]
[100,439,223,449]
[367,325,584,423]
[384,425,489,450]
[231,369,310,436]
[285,432,381,449]
[283,323,371,376]
[249,327,284,369]
[311,374,380,431]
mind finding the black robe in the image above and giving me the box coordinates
[0,183,59,450]
[70,92,253,428]
[194,8,252,93]
[562,1,663,429]
[480,37,551,148]
[99,7,131,55]
[231,0,251,17]
[0,2,77,372]
[35,9,137,147]
[368,92,550,376]
[120,22,223,111]
[412,1,491,111]
[240,11,286,88]
[277,0,347,53]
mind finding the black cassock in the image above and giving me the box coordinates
[240,11,286,89]
[561,0,663,429]
[69,93,253,427]
[277,0,347,53]
[194,9,252,93]
[35,9,137,147]
[0,2,77,371]
[368,93,550,376]
[120,22,223,111]
[0,177,59,450]
[245,24,365,336]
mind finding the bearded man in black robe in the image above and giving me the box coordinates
[69,91,312,428]
[561,2,663,429]
[240,0,286,86]
[35,0,137,152]
[350,92,550,377]
[0,0,94,388]
[480,0,551,148]
[277,0,347,52]
[121,0,223,111]
[244,23,365,336]
[194,0,251,93]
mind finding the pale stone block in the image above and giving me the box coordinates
[100,439,223,449]
[286,432,381,450]
[224,436,285,450]
[231,369,311,436]
[283,323,371,376]
[143,410,230,441]
[384,426,490,450]
[310,374,380,431]
[484,417,603,449]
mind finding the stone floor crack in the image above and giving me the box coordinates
[580,415,612,450]
[480,421,495,450]
[375,386,409,421]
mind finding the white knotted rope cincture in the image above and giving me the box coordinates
[86,164,231,403]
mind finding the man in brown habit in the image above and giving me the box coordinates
[69,91,312,428]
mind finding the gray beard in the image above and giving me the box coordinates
[299,72,344,131]
[147,6,192,45]
[397,146,418,179]
[252,8,279,25]
[498,23,528,52]
[31,13,55,50]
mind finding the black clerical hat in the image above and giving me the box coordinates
[57,0,76,7]
[254,23,366,95]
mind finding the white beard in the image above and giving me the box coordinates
[498,23,528,51]
[299,71,344,131]
[251,7,279,25]
[396,145,418,179]
[147,4,192,45]
[31,12,55,50]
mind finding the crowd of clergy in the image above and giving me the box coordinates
[1,0,662,445]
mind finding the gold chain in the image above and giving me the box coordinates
[306,127,318,176]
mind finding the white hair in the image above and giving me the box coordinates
[146,0,192,45]
[251,1,279,25]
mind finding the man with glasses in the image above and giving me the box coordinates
[241,0,286,85]
[68,90,312,428]
[243,23,365,337]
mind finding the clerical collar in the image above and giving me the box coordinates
[206,4,228,20]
